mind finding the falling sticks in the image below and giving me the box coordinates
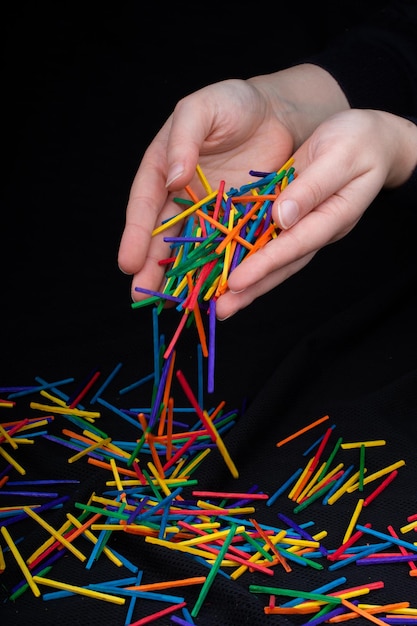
[207,299,216,394]
[130,161,296,394]
[175,369,238,477]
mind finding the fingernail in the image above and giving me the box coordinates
[217,313,233,321]
[166,164,184,188]
[278,199,299,229]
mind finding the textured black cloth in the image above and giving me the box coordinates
[2,3,417,625]
[306,0,417,119]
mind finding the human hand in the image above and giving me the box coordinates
[118,65,349,301]
[216,108,417,320]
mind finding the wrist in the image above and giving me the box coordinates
[380,112,417,188]
[248,63,350,147]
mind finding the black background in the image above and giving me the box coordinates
[2,3,417,625]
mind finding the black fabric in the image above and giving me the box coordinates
[306,0,417,118]
[3,3,417,625]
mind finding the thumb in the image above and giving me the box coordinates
[276,196,301,229]
[275,152,345,229]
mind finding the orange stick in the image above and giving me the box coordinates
[249,517,291,572]
[158,349,176,436]
[87,457,137,477]
[147,434,166,479]
[61,428,98,445]
[229,194,278,202]
[193,301,208,357]
[277,415,330,447]
[137,411,148,433]
[340,598,388,625]
[195,209,254,250]
[0,475,9,488]
[215,201,265,254]
[184,184,200,203]
[244,223,277,259]
[328,604,411,623]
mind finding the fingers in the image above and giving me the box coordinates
[164,92,217,190]
[118,86,227,277]
[118,130,201,278]
[274,109,392,231]
[221,113,392,317]
[121,99,388,316]
[226,207,347,292]
[222,187,371,316]
[275,149,357,231]
[216,250,316,320]
[117,128,171,275]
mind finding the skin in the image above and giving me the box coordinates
[118,64,417,320]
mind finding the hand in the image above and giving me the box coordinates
[118,65,349,301]
[216,108,417,320]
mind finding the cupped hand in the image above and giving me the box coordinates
[117,78,295,300]
[215,109,417,320]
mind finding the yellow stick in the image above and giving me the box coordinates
[342,498,364,544]
[65,513,123,567]
[68,437,111,464]
[1,526,41,597]
[0,445,26,474]
[179,526,245,547]
[27,519,72,564]
[347,460,405,493]
[29,402,100,418]
[33,575,125,605]
[0,424,18,449]
[152,190,218,236]
[23,507,86,562]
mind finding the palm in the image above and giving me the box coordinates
[187,113,294,195]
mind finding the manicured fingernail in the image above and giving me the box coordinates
[217,313,233,321]
[166,165,184,188]
[278,199,299,229]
